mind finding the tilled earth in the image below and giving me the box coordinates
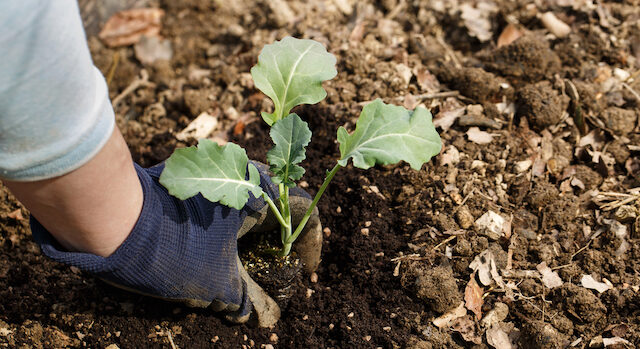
[2,0,640,348]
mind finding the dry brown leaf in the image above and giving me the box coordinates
[414,67,440,92]
[434,107,465,131]
[460,2,496,42]
[481,303,509,329]
[433,301,467,329]
[469,250,494,286]
[99,8,164,47]
[536,262,563,289]
[451,315,483,344]
[603,337,632,347]
[466,127,495,144]
[497,24,523,48]
[581,274,612,293]
[486,325,513,349]
[134,36,173,65]
[176,112,218,142]
[465,275,484,320]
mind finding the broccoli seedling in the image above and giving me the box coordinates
[160,37,442,256]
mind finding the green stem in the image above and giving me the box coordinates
[285,163,342,245]
[277,183,293,256]
[262,193,288,229]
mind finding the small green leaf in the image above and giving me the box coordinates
[337,99,442,170]
[251,36,337,125]
[267,113,312,186]
[159,140,263,210]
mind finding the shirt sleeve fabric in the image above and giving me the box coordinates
[0,0,115,181]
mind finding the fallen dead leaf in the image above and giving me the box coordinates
[475,211,505,241]
[134,36,173,65]
[451,315,482,344]
[497,24,523,48]
[469,250,494,286]
[536,262,563,289]
[486,324,512,349]
[99,8,165,47]
[434,107,465,131]
[433,301,467,329]
[175,112,218,142]
[481,302,509,329]
[460,2,496,42]
[465,275,484,321]
[414,67,440,92]
[466,127,495,144]
[581,274,612,293]
[603,337,632,347]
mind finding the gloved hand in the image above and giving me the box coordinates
[30,161,322,327]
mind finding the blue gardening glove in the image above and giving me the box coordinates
[31,161,323,327]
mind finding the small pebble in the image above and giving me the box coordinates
[364,221,372,227]
[347,312,354,318]
[299,180,309,188]
[375,252,384,257]
[264,345,274,349]
[360,228,369,236]
[249,339,255,347]
[310,272,318,283]
[363,335,372,342]
[323,227,332,238]
[115,331,121,337]
[212,336,219,343]
[329,323,335,330]
[306,288,314,298]
[336,206,342,213]
[383,326,391,331]
[243,334,248,341]
[302,315,309,320]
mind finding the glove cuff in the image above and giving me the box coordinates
[31,163,162,275]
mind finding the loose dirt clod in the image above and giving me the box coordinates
[401,263,462,314]
[485,35,561,82]
[516,81,568,131]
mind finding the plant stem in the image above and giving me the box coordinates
[278,183,293,256]
[262,193,288,229]
[285,163,342,246]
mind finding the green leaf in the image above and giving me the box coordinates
[337,99,442,170]
[251,36,337,126]
[267,113,312,186]
[159,140,263,210]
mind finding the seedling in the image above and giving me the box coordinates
[160,37,441,256]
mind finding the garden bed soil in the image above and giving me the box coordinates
[2,0,640,347]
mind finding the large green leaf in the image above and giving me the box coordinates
[267,113,312,186]
[159,140,263,210]
[251,36,337,126]
[337,99,442,170]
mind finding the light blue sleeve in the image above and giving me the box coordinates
[0,0,115,181]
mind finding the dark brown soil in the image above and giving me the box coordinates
[2,0,640,348]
